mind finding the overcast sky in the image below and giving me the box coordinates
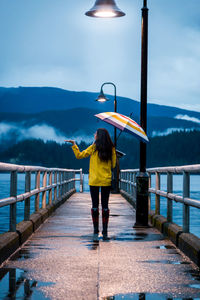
[0,0,200,111]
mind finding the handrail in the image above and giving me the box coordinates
[121,164,200,174]
[0,162,84,232]
[120,164,200,235]
[0,161,82,173]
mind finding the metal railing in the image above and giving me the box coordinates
[120,164,200,234]
[0,162,83,232]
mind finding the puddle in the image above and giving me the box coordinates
[112,232,164,242]
[110,214,120,217]
[10,246,53,261]
[26,243,53,249]
[141,260,191,265]
[112,236,144,241]
[189,284,200,289]
[0,268,54,299]
[155,245,176,250]
[120,232,148,237]
[10,248,36,261]
[86,241,99,250]
[103,292,199,299]
[186,270,200,281]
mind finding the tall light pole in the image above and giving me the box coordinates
[85,0,149,225]
[135,0,149,227]
[96,82,117,147]
[96,82,119,193]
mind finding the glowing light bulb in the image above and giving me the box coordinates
[97,98,107,102]
[94,10,117,18]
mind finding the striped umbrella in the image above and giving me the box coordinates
[95,112,149,143]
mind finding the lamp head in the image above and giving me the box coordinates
[96,89,109,102]
[85,0,125,18]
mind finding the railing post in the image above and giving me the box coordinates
[183,171,190,233]
[148,173,151,212]
[130,172,133,198]
[155,172,160,215]
[127,172,130,195]
[58,172,62,198]
[42,171,47,208]
[120,171,123,191]
[35,171,40,212]
[123,172,125,191]
[128,172,131,196]
[80,169,83,193]
[66,172,69,193]
[134,172,136,197]
[167,172,173,222]
[64,172,67,195]
[61,171,64,197]
[73,171,75,190]
[69,172,71,191]
[120,172,123,191]
[72,171,75,190]
[9,269,16,294]
[126,172,128,193]
[24,171,31,221]
[10,171,17,232]
[49,171,53,205]
[54,171,57,203]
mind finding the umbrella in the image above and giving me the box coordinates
[95,112,149,143]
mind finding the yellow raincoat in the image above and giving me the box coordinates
[72,144,116,186]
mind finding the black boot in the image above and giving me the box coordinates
[102,208,110,239]
[91,208,99,234]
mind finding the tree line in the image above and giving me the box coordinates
[0,130,200,172]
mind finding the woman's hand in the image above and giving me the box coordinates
[64,140,76,146]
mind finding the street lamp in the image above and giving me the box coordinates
[85,0,125,18]
[85,0,149,226]
[96,82,119,193]
[96,82,117,148]
[136,0,149,227]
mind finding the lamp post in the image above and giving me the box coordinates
[135,0,149,227]
[96,82,119,193]
[96,82,117,147]
[85,0,149,226]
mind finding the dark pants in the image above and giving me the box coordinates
[90,186,111,209]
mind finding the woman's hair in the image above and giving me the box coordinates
[95,128,114,162]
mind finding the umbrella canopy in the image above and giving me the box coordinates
[95,112,149,143]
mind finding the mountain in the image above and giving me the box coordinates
[0,108,200,136]
[1,86,200,119]
[0,86,137,115]
[1,86,200,148]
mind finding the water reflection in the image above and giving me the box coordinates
[10,248,35,261]
[0,268,53,299]
[104,292,199,299]
[140,260,191,265]
[86,240,100,250]
[155,245,176,250]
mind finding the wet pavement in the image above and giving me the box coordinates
[0,193,200,300]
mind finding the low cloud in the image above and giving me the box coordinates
[0,122,93,145]
[64,134,94,144]
[151,127,198,137]
[175,114,200,124]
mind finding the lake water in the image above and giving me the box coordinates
[0,173,199,238]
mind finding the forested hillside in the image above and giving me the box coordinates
[0,130,199,172]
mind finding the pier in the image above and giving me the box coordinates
[0,162,200,299]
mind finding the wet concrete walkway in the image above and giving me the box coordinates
[1,193,200,300]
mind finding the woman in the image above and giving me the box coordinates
[65,128,116,239]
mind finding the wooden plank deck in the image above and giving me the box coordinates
[1,193,200,300]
